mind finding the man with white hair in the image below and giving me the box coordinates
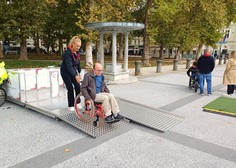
[81,62,124,123]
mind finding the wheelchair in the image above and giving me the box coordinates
[188,75,199,93]
[74,93,105,127]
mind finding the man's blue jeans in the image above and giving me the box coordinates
[199,73,212,94]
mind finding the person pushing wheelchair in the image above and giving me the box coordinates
[81,62,124,123]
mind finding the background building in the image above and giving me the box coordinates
[216,22,236,55]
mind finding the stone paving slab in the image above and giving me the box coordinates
[171,95,236,151]
[0,102,86,168]
[51,129,236,168]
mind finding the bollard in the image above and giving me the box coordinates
[156,59,162,73]
[224,57,227,64]
[186,58,191,69]
[214,57,216,64]
[218,58,222,65]
[135,60,142,76]
[173,59,178,71]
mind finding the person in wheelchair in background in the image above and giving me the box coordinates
[81,62,124,123]
[187,61,199,89]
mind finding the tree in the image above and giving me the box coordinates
[43,0,81,56]
[0,1,8,58]
[149,0,229,60]
[225,0,236,24]
[0,0,48,60]
[142,0,154,65]
[150,0,184,59]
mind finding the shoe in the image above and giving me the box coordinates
[77,103,83,109]
[105,115,115,123]
[114,113,124,120]
[200,93,204,96]
[223,94,231,97]
[207,93,212,96]
[68,107,75,111]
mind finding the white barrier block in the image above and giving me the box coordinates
[36,68,50,89]
[50,71,59,97]
[6,72,21,99]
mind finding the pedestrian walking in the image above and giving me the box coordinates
[223,50,236,96]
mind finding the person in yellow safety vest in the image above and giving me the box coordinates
[0,62,9,85]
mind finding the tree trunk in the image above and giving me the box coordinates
[196,44,203,60]
[142,0,153,66]
[0,41,4,59]
[35,34,40,55]
[19,38,28,60]
[176,48,182,64]
[118,35,124,60]
[85,41,93,70]
[59,37,63,56]
[165,47,169,60]
[159,43,164,59]
[96,41,100,62]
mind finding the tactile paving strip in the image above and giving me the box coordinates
[118,99,184,132]
[58,112,128,138]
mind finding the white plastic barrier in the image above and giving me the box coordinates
[8,69,36,91]
[6,68,86,102]
[50,71,59,98]
[36,68,64,89]
[36,68,50,89]
[6,72,21,100]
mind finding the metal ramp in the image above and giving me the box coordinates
[8,96,129,138]
[7,88,183,137]
[57,111,128,138]
[118,99,184,132]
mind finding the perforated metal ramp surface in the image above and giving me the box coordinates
[57,111,128,138]
[118,99,184,132]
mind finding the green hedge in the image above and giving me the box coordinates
[2,60,62,69]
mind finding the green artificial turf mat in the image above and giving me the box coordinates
[203,96,236,116]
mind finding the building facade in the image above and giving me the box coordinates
[216,22,236,55]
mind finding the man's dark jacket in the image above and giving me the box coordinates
[81,71,109,101]
[197,54,215,74]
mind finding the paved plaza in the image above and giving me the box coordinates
[1,62,236,168]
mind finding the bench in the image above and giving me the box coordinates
[5,50,19,55]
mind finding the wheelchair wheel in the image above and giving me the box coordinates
[189,77,192,90]
[194,82,199,93]
[74,94,95,123]
[93,120,98,127]
[0,88,6,107]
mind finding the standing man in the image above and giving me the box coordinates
[81,62,124,123]
[197,48,215,96]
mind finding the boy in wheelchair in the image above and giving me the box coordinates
[187,61,199,88]
[81,62,124,123]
